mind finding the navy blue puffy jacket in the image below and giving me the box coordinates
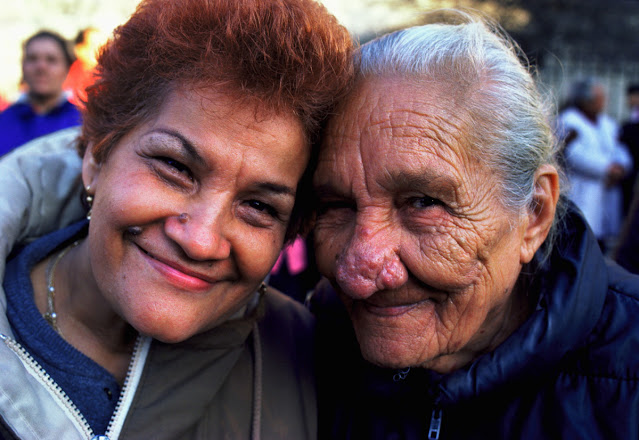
[313,206,639,439]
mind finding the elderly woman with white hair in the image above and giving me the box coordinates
[311,10,639,439]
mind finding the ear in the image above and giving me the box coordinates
[520,164,560,264]
[82,143,101,194]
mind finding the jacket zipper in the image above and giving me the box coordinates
[428,407,442,439]
[1,333,151,440]
[1,333,94,437]
[104,335,151,438]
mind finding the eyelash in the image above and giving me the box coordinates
[246,200,279,219]
[156,156,193,181]
[407,196,442,209]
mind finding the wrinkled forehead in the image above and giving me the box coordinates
[319,76,473,172]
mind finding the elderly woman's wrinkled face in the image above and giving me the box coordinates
[314,77,532,373]
[82,86,308,343]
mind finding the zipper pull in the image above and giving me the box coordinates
[392,367,411,382]
[428,408,442,439]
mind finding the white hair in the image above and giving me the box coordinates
[357,9,566,263]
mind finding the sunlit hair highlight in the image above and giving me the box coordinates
[79,0,354,240]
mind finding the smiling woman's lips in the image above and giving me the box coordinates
[360,300,423,317]
[138,246,214,292]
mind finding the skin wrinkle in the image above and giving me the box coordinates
[315,76,537,372]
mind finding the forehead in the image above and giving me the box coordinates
[320,76,475,179]
[25,37,64,56]
[158,86,305,145]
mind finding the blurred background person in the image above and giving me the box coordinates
[0,94,8,112]
[269,235,321,304]
[62,27,102,107]
[557,78,632,253]
[614,175,639,274]
[619,83,639,218]
[0,30,81,157]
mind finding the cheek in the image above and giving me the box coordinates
[236,230,284,280]
[408,220,486,292]
[94,170,172,226]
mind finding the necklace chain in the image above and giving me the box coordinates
[44,240,79,335]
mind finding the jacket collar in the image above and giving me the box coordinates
[437,205,608,404]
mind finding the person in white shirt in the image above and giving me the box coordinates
[557,78,633,252]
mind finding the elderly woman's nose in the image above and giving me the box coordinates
[335,224,408,299]
[164,208,231,261]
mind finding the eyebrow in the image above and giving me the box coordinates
[255,182,297,197]
[149,128,297,197]
[389,171,456,192]
[149,128,206,166]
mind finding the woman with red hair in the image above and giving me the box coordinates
[0,0,353,438]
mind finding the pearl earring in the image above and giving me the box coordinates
[85,186,94,220]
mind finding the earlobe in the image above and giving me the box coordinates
[82,143,101,191]
[520,164,560,264]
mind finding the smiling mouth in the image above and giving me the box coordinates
[136,244,216,292]
[359,300,430,317]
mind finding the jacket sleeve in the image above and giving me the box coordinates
[0,126,85,296]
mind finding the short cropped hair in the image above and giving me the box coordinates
[567,77,601,108]
[79,0,354,239]
[24,30,74,68]
[356,9,565,263]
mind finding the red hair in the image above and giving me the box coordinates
[79,0,353,160]
[79,0,354,239]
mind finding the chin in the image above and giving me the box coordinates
[151,331,191,344]
[133,317,201,344]
[357,335,425,370]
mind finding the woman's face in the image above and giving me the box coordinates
[314,77,533,373]
[82,86,308,343]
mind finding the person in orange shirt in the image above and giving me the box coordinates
[63,27,102,107]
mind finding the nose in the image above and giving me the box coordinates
[164,205,231,261]
[335,221,408,299]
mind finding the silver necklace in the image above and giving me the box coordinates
[44,240,79,335]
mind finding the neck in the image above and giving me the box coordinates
[28,91,64,114]
[34,239,135,383]
[424,278,533,374]
[577,106,598,123]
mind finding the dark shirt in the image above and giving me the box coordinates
[0,97,81,157]
[3,221,120,436]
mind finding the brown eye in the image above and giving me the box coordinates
[409,196,441,209]
[158,156,192,180]
[246,200,278,218]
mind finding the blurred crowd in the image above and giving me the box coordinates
[556,79,639,272]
